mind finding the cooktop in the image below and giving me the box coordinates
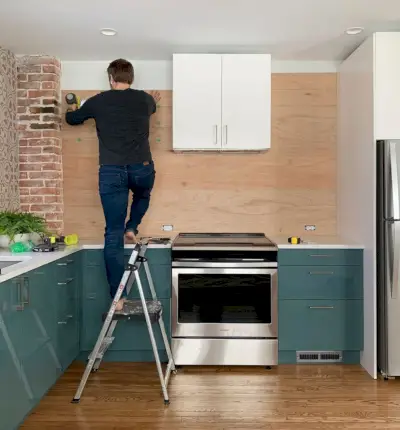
[172,233,276,248]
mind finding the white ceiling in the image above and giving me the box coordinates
[1,0,400,61]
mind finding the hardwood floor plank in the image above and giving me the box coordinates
[20,363,400,429]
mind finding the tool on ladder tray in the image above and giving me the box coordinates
[72,239,177,405]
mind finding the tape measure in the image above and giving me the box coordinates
[288,236,302,245]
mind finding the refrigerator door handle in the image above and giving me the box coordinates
[389,141,400,220]
[391,221,400,299]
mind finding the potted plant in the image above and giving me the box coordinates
[0,211,49,248]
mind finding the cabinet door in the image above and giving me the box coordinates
[374,33,400,139]
[173,54,222,150]
[0,281,32,430]
[221,54,271,150]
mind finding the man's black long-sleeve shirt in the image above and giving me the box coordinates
[65,89,156,165]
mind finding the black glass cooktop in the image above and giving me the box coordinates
[173,233,275,248]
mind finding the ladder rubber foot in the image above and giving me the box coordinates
[91,369,98,373]
[164,400,170,406]
[172,370,178,375]
[265,366,272,370]
[71,399,80,404]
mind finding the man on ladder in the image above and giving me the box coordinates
[66,58,159,312]
[66,60,176,404]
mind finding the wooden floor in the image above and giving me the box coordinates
[21,362,400,429]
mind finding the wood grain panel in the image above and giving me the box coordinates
[61,73,337,241]
[21,363,400,429]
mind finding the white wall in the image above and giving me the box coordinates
[61,60,339,90]
[337,35,377,378]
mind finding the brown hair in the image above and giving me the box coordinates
[107,59,134,84]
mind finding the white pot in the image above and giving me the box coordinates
[12,234,30,244]
[0,235,10,248]
[30,232,42,245]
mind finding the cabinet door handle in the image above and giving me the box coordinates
[309,306,334,309]
[22,277,30,306]
[309,254,333,258]
[308,271,334,275]
[57,321,67,325]
[223,125,228,146]
[58,278,74,285]
[213,125,218,145]
[15,280,24,311]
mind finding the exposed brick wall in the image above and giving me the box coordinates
[17,56,63,233]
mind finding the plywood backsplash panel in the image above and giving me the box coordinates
[61,73,336,241]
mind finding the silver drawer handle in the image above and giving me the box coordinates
[66,314,73,319]
[58,321,67,325]
[309,306,334,309]
[308,271,334,275]
[57,259,74,266]
[310,254,333,258]
[58,278,74,285]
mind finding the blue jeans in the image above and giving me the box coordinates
[99,162,155,298]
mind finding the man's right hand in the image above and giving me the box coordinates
[148,90,161,104]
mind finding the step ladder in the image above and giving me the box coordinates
[72,240,176,405]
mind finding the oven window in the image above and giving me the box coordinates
[178,274,271,324]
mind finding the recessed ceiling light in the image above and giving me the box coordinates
[100,28,117,36]
[345,27,364,35]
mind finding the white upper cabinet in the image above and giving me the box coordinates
[374,33,400,140]
[172,53,271,151]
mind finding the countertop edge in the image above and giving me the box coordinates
[276,244,365,249]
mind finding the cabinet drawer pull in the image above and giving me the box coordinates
[66,314,73,319]
[308,271,334,275]
[309,306,334,309]
[57,259,74,266]
[309,254,333,258]
[58,278,74,285]
[58,321,67,325]
[14,280,24,311]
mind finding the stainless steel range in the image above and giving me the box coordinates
[171,233,278,366]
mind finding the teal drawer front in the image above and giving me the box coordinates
[83,248,171,266]
[278,299,363,351]
[278,265,363,299]
[278,249,363,266]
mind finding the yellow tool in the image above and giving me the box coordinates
[288,236,302,245]
[65,93,81,108]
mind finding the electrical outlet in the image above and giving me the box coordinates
[162,224,173,231]
[305,225,316,231]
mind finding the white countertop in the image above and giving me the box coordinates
[271,235,364,249]
[0,242,171,284]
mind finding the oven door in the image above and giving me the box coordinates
[172,267,277,338]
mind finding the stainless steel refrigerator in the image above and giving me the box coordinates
[377,139,400,378]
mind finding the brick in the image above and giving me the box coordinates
[46,221,63,232]
[27,154,60,163]
[44,196,63,204]
[29,171,62,179]
[20,195,44,204]
[18,81,40,90]
[27,90,56,98]
[27,138,52,147]
[43,99,59,106]
[30,106,55,114]
[17,65,41,73]
[28,74,57,82]
[19,187,30,195]
[20,146,42,155]
[17,90,27,98]
[17,124,27,131]
[17,106,27,114]
[20,172,28,180]
[20,204,31,212]
[18,73,27,81]
[19,115,40,122]
[42,115,60,123]
[42,163,61,171]
[42,146,61,155]
[30,123,58,130]
[42,65,57,74]
[20,179,44,187]
[41,81,57,90]
[44,180,61,188]
[19,139,29,147]
[19,155,28,163]
[30,204,62,212]
[19,163,42,172]
[18,98,40,107]
[19,131,42,139]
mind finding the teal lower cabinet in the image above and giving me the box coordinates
[278,248,364,364]
[79,248,172,362]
